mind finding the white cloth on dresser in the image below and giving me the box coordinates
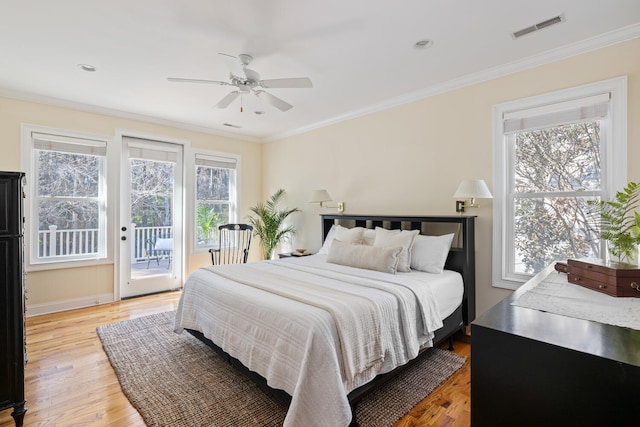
[512,264,640,330]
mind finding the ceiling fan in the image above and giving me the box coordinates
[167,53,313,112]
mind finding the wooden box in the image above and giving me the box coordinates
[567,258,640,298]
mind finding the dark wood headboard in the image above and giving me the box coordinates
[320,214,476,325]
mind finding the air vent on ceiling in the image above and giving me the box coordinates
[512,15,564,39]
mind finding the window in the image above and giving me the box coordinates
[493,78,627,289]
[25,130,108,264]
[194,152,238,249]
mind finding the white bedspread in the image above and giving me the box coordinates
[174,255,453,427]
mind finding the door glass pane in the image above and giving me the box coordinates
[130,158,175,278]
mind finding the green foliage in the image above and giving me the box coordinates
[196,205,220,242]
[590,181,640,263]
[247,189,300,260]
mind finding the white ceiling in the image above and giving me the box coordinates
[1,0,639,142]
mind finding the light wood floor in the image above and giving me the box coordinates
[0,291,470,427]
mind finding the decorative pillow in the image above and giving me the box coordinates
[373,227,419,272]
[410,233,455,274]
[318,225,364,255]
[327,239,402,274]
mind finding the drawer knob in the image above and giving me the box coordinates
[631,282,640,292]
[599,284,605,289]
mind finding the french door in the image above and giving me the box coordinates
[119,137,183,298]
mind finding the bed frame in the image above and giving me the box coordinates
[188,213,476,426]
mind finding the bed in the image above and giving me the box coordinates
[175,214,476,426]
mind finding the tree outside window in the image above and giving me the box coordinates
[34,138,107,261]
[512,121,601,274]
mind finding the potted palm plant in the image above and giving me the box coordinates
[248,189,300,260]
[590,181,640,264]
[196,205,220,244]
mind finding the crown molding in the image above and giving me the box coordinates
[2,22,638,144]
[0,87,260,143]
[268,23,640,142]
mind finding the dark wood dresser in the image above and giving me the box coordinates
[471,268,640,427]
[0,171,27,427]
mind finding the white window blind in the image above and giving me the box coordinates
[503,93,610,134]
[124,136,179,162]
[195,154,237,169]
[32,132,107,155]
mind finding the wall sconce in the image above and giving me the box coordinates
[453,179,493,213]
[310,189,345,213]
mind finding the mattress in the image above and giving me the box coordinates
[174,254,463,427]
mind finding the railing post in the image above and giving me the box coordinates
[48,225,57,256]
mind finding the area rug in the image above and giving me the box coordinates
[97,311,466,427]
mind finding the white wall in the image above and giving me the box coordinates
[263,38,640,316]
[0,96,263,312]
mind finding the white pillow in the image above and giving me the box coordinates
[318,225,337,255]
[318,225,364,254]
[410,233,455,274]
[362,228,376,246]
[327,239,402,274]
[373,227,419,272]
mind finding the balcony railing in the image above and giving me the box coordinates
[38,225,173,262]
[39,225,99,258]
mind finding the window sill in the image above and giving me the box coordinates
[26,257,113,272]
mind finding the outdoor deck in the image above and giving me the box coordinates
[131,255,173,278]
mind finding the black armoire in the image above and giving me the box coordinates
[0,171,27,427]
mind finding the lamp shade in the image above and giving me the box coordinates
[310,189,332,203]
[453,180,493,199]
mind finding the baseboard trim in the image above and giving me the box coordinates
[26,293,115,317]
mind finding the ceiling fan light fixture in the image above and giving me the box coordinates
[414,39,433,50]
[223,122,242,128]
[78,63,96,72]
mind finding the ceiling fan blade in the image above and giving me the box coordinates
[167,77,231,86]
[215,91,240,108]
[254,90,293,112]
[260,77,313,88]
[218,53,246,79]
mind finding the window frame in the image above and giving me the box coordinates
[190,149,240,254]
[492,77,627,289]
[21,124,114,270]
